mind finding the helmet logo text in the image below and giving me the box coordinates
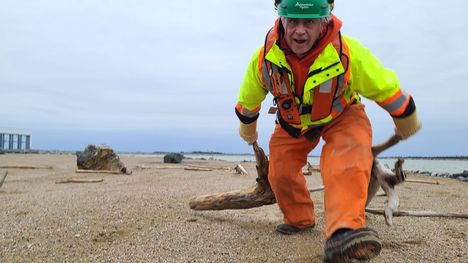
[295,2,314,9]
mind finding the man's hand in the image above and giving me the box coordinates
[393,109,421,140]
[239,121,258,145]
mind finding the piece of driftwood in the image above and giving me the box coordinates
[0,171,8,188]
[309,186,324,193]
[189,142,275,210]
[0,165,53,169]
[406,179,440,185]
[154,166,183,169]
[371,134,402,157]
[303,162,319,176]
[365,134,405,226]
[365,208,468,219]
[75,169,122,174]
[187,165,230,171]
[233,164,248,175]
[56,178,104,184]
[184,167,212,171]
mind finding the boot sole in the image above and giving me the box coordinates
[324,229,382,262]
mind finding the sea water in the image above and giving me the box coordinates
[151,153,468,175]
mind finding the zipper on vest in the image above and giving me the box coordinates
[307,61,340,78]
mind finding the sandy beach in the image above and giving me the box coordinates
[0,153,467,262]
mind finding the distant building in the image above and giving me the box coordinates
[0,128,32,152]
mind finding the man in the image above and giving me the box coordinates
[235,0,421,262]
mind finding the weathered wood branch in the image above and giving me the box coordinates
[371,134,402,157]
[0,171,8,188]
[189,142,275,210]
[309,186,324,193]
[233,164,248,175]
[75,169,123,175]
[184,167,212,171]
[365,208,468,219]
[0,165,53,169]
[187,165,230,171]
[56,178,104,184]
[406,179,440,185]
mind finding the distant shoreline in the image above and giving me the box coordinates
[2,150,467,161]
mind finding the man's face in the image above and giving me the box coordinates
[281,17,323,58]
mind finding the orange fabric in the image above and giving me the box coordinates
[268,104,373,237]
[269,126,320,227]
[235,103,260,115]
[378,89,411,117]
[310,34,350,121]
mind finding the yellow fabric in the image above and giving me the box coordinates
[239,121,258,144]
[237,48,268,112]
[343,35,401,103]
[237,34,403,124]
[393,110,421,139]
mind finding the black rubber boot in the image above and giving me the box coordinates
[324,228,382,262]
[275,224,315,235]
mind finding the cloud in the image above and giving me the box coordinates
[1,0,467,154]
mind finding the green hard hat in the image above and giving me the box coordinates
[276,0,332,19]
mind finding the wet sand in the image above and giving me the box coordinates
[0,153,467,262]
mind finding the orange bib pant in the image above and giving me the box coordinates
[268,104,373,238]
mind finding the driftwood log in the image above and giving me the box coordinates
[233,164,248,175]
[189,142,275,210]
[75,169,123,175]
[365,208,468,219]
[0,165,53,169]
[56,178,104,184]
[0,171,8,188]
[190,134,404,211]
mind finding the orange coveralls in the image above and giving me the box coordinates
[269,103,373,238]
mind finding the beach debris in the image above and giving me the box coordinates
[405,179,441,185]
[366,158,406,226]
[189,134,407,220]
[0,165,53,169]
[163,153,184,164]
[309,185,324,193]
[365,208,468,219]
[56,178,104,184]
[75,169,123,175]
[0,171,8,188]
[365,134,406,226]
[303,162,320,175]
[184,167,212,171]
[76,145,131,175]
[233,164,248,175]
[187,165,230,171]
[134,165,151,171]
[189,142,275,210]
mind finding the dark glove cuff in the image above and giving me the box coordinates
[392,97,416,119]
[235,107,259,124]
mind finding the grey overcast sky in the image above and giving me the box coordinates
[1,0,467,156]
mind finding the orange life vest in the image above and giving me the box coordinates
[260,30,352,140]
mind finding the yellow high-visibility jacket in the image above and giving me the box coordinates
[236,32,412,134]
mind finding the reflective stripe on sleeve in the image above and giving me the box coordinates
[378,89,411,116]
[235,103,260,118]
